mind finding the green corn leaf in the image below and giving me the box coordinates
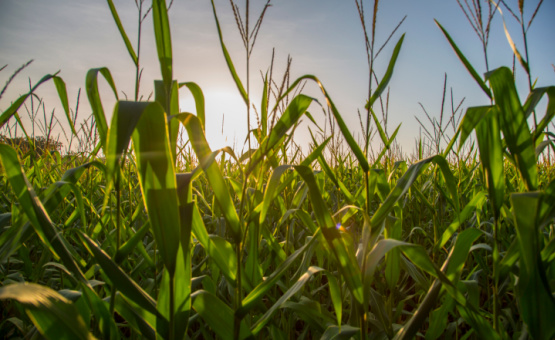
[251,266,325,335]
[295,166,364,305]
[0,72,58,129]
[179,82,206,132]
[425,296,455,340]
[370,106,390,148]
[261,72,269,137]
[237,233,318,318]
[79,232,163,322]
[533,87,555,142]
[435,20,492,99]
[493,5,529,74]
[366,34,405,109]
[152,0,173,89]
[155,80,180,165]
[105,101,181,275]
[260,164,293,224]
[246,94,314,176]
[371,155,452,229]
[190,203,237,285]
[511,193,555,340]
[52,76,78,136]
[176,112,242,243]
[113,293,156,339]
[487,67,537,190]
[321,325,360,340]
[444,105,492,156]
[523,87,549,120]
[277,75,370,172]
[307,130,355,204]
[0,283,94,340]
[0,144,87,284]
[129,101,180,275]
[106,0,138,66]
[0,160,103,263]
[260,136,330,220]
[372,124,401,167]
[475,108,505,219]
[157,244,191,340]
[85,67,118,152]
[439,191,487,249]
[80,284,119,340]
[281,297,332,332]
[191,290,252,340]
[209,0,248,105]
[444,228,483,282]
[115,222,151,263]
[326,271,342,326]
[393,230,496,340]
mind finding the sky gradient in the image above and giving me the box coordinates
[1,0,554,156]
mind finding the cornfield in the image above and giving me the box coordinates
[0,0,554,339]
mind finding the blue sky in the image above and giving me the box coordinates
[0,0,554,156]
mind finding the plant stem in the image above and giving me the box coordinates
[169,272,175,340]
[235,179,249,340]
[492,217,500,334]
[135,0,143,101]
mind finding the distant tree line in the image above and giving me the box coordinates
[0,135,63,156]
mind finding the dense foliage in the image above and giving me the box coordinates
[0,0,554,339]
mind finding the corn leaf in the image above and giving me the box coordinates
[176,112,242,243]
[106,0,138,66]
[295,165,364,305]
[0,73,58,129]
[152,0,173,89]
[251,266,325,335]
[486,67,537,190]
[435,20,492,99]
[511,193,555,340]
[366,34,405,109]
[85,67,118,152]
[209,0,248,105]
[179,82,206,132]
[0,144,87,283]
[0,283,94,340]
[191,290,252,340]
[52,76,78,136]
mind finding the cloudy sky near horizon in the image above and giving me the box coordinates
[0,0,554,156]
